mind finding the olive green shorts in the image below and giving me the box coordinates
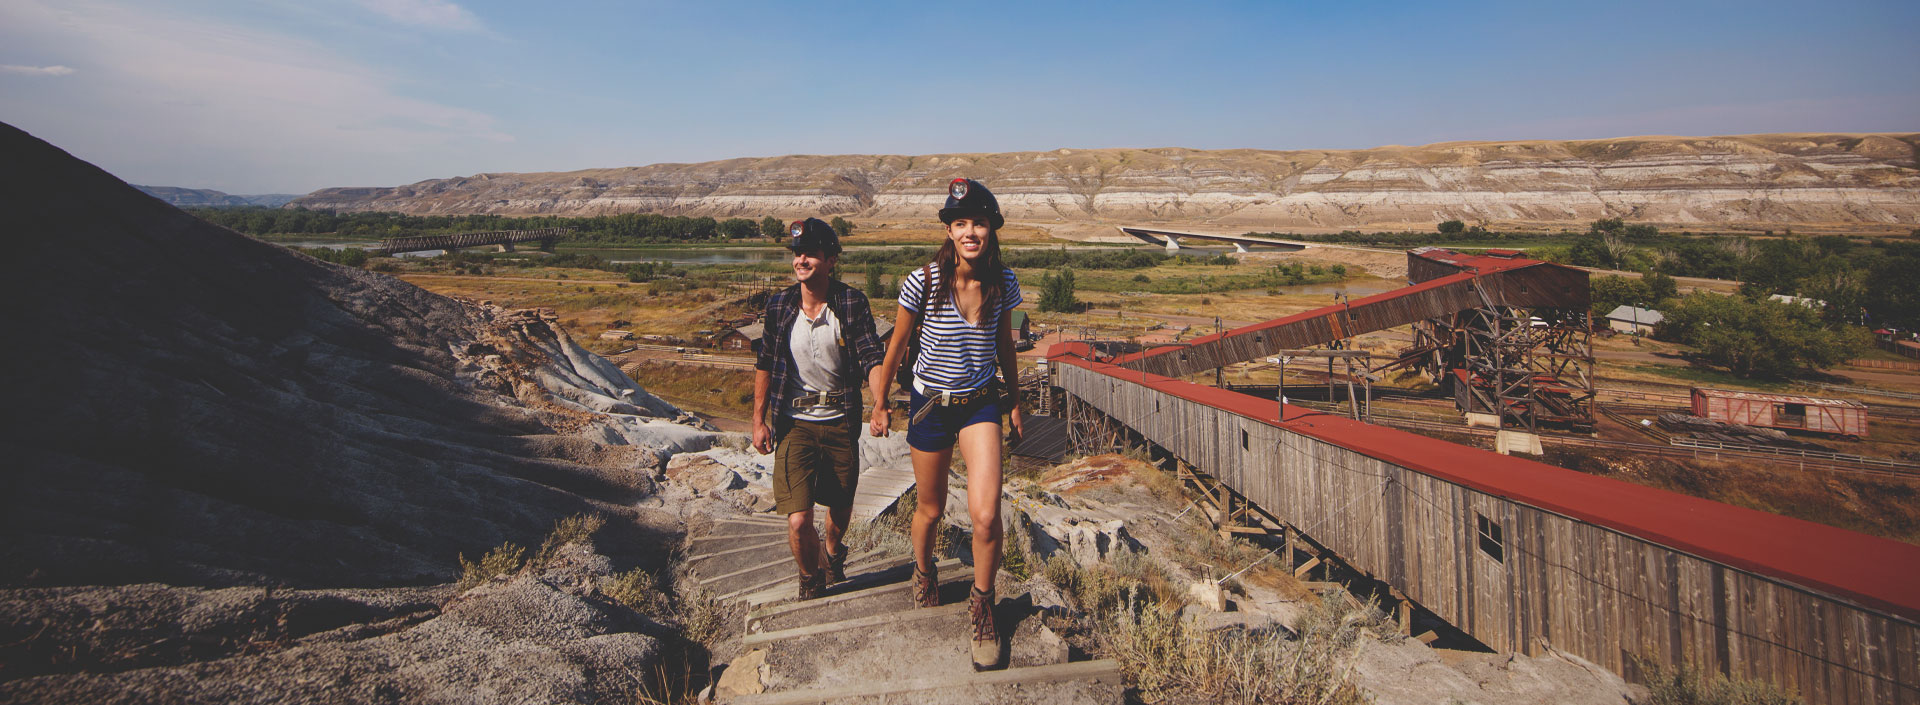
[773,418,859,515]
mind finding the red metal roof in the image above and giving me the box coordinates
[1046,344,1920,622]
[1408,246,1545,274]
[1692,388,1867,409]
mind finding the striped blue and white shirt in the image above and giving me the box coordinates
[899,265,1023,392]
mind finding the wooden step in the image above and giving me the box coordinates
[747,558,965,634]
[689,540,797,578]
[714,549,887,603]
[732,553,915,607]
[743,603,967,647]
[740,594,1072,692]
[690,530,787,544]
[727,659,1124,705]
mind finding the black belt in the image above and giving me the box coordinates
[790,389,851,409]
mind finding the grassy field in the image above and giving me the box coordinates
[625,360,755,421]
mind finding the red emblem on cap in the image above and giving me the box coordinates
[949,178,969,200]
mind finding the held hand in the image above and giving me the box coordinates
[1007,405,1024,445]
[751,421,773,454]
[869,404,891,437]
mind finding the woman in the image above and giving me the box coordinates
[870,177,1024,671]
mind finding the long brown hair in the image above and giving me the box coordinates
[927,224,1007,325]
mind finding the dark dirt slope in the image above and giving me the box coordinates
[0,122,671,589]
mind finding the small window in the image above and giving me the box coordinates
[1476,513,1505,563]
[1241,429,1249,450]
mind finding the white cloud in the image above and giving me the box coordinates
[352,0,483,31]
[0,0,510,191]
[0,64,76,76]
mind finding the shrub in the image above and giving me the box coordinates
[603,568,674,621]
[1640,658,1800,705]
[531,514,605,568]
[455,543,525,591]
[1103,587,1378,705]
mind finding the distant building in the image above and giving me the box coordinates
[1603,305,1663,335]
[1009,310,1033,341]
[1768,294,1825,309]
[1691,388,1868,438]
[715,326,755,352]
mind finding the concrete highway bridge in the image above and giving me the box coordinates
[374,227,570,256]
[1117,226,1310,253]
[1044,248,1919,704]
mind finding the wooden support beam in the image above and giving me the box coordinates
[1415,631,1441,645]
[1294,557,1322,579]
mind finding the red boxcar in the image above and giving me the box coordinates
[1690,387,1869,437]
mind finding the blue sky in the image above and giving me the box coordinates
[2,0,1915,193]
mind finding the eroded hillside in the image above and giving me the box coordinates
[0,122,727,702]
[293,133,1920,230]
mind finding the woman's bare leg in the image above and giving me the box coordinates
[910,446,953,572]
[956,421,1004,593]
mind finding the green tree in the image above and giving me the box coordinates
[1659,293,1869,378]
[719,218,758,239]
[1589,275,1654,316]
[1437,220,1466,235]
[864,262,885,299]
[1864,242,1920,330]
[760,216,784,238]
[1738,236,1817,297]
[1642,270,1679,304]
[1038,270,1078,313]
[829,216,856,238]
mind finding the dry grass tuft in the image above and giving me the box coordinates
[1044,551,1185,615]
[602,568,675,621]
[455,543,526,592]
[532,514,605,568]
[1641,658,1801,705]
[1104,587,1384,705]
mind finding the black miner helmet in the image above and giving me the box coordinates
[938,178,1004,230]
[785,217,842,256]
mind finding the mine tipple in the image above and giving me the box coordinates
[1047,348,1920,705]
[1114,247,1595,432]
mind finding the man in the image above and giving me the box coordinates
[752,217,889,599]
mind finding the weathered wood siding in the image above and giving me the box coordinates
[1055,362,1917,705]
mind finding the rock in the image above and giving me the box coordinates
[1064,519,1140,565]
[715,649,768,697]
[1188,581,1228,612]
[664,456,744,493]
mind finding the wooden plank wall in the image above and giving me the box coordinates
[1055,362,1918,705]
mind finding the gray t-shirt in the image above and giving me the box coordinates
[786,303,845,421]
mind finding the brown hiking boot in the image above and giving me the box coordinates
[968,585,1003,671]
[797,570,826,600]
[911,562,939,608]
[823,543,847,584]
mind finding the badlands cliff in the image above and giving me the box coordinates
[292,133,1920,230]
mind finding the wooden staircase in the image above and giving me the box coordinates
[687,515,1124,704]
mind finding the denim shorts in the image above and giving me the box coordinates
[906,387,1006,452]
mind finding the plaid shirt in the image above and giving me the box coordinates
[755,280,887,435]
